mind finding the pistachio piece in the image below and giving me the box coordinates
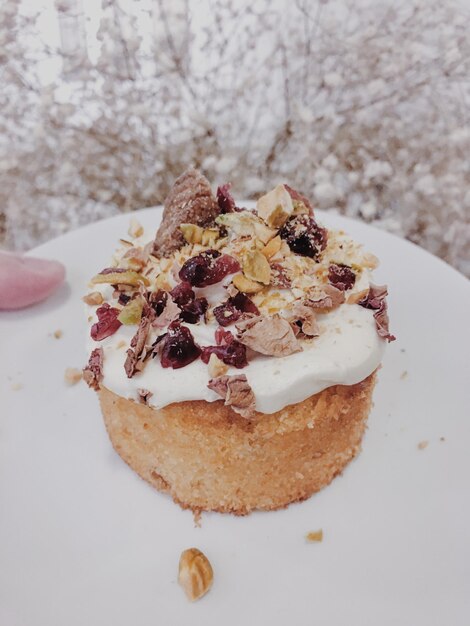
[180,223,203,244]
[256,184,294,228]
[117,297,144,325]
[243,250,271,285]
[261,235,282,259]
[232,273,264,294]
[178,548,213,602]
[91,270,150,287]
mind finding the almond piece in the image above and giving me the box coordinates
[178,548,213,602]
[306,529,324,543]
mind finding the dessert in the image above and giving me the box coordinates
[83,168,395,514]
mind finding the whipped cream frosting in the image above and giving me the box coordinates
[85,225,385,415]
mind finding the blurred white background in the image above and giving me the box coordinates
[1,0,469,275]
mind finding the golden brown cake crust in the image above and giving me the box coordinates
[98,372,377,515]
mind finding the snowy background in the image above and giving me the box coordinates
[0,0,469,276]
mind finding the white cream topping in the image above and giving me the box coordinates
[85,220,387,415]
[86,293,384,415]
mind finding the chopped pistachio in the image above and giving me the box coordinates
[91,270,150,287]
[118,297,144,325]
[232,273,264,294]
[243,250,271,285]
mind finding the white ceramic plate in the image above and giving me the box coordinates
[1,208,469,626]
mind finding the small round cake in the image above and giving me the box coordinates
[83,169,394,514]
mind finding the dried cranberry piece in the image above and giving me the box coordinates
[170,281,195,307]
[217,183,237,213]
[201,329,248,368]
[328,264,356,291]
[213,301,241,327]
[159,321,201,369]
[90,303,122,341]
[179,250,240,287]
[232,292,259,315]
[148,289,168,316]
[215,327,233,345]
[213,292,259,327]
[280,215,327,259]
[180,297,208,324]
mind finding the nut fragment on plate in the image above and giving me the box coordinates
[178,548,213,602]
[64,367,82,386]
[82,291,104,306]
[53,329,63,339]
[306,529,323,543]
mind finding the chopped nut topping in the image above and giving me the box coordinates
[256,183,294,228]
[178,548,213,602]
[64,367,82,386]
[53,329,63,339]
[261,235,282,259]
[180,223,204,244]
[242,250,271,285]
[82,291,104,306]
[418,440,428,450]
[91,270,150,287]
[216,210,276,244]
[117,297,144,325]
[232,273,264,294]
[128,217,144,238]
[306,529,323,543]
[207,353,229,378]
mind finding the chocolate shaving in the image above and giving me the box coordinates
[358,284,396,342]
[236,314,302,357]
[289,303,320,337]
[83,348,104,391]
[208,374,256,418]
[152,168,219,257]
[306,284,345,310]
[137,388,153,405]
[124,306,155,377]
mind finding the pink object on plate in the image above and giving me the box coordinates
[0,252,66,310]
